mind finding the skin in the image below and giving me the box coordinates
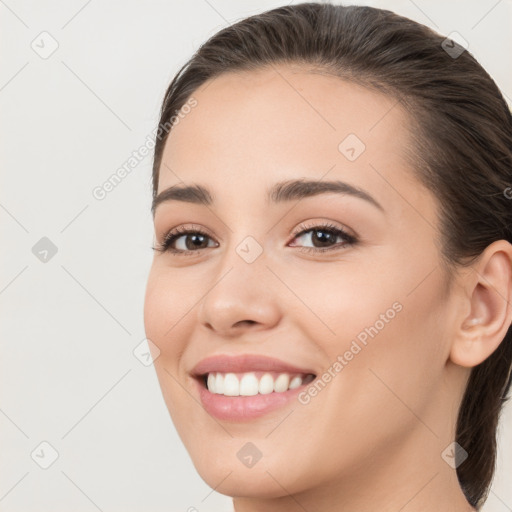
[144,63,512,512]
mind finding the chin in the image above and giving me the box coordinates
[194,459,302,499]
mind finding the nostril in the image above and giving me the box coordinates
[234,320,257,328]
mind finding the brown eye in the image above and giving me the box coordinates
[289,223,357,253]
[154,226,218,255]
[174,232,211,251]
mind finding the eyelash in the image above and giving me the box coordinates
[152,222,357,256]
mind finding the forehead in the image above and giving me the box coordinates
[158,64,420,214]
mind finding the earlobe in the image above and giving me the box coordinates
[449,240,512,369]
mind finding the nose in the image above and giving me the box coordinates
[197,248,282,338]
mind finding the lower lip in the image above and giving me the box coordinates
[195,378,309,421]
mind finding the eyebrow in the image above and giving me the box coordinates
[151,178,384,215]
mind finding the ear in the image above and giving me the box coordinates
[450,240,512,368]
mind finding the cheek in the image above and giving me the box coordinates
[281,259,376,313]
[143,266,192,351]
[337,265,451,424]
[143,266,197,422]
[143,265,195,418]
[305,252,449,418]
[143,272,169,349]
[288,272,449,473]
[281,261,402,352]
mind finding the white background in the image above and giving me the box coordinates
[1,1,511,511]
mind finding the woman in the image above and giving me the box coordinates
[144,3,512,511]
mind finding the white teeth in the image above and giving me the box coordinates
[214,373,224,394]
[205,372,307,396]
[274,373,290,393]
[223,373,239,396]
[239,373,259,396]
[289,375,302,389]
[259,373,274,395]
[207,373,216,393]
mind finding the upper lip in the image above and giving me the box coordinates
[191,354,317,377]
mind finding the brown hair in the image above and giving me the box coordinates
[151,3,512,508]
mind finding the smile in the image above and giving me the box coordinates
[205,371,315,396]
[191,354,318,421]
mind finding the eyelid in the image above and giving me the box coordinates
[159,223,216,243]
[290,219,357,239]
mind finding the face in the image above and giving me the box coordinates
[144,65,467,502]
